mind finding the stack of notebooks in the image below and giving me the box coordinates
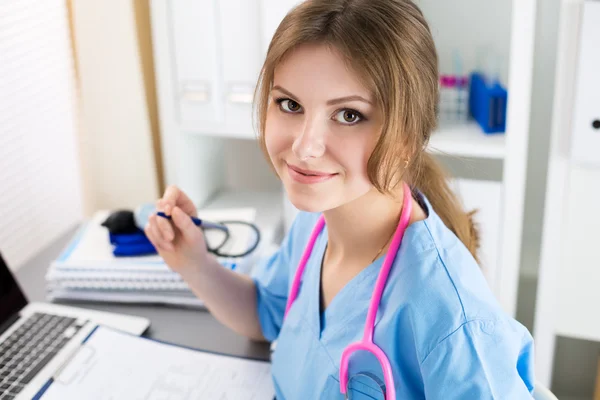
[46,208,260,308]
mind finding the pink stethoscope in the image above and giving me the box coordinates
[282,183,413,400]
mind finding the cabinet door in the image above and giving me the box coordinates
[556,166,600,341]
[570,1,600,167]
[169,0,222,129]
[218,0,262,136]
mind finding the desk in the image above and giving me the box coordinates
[15,225,271,361]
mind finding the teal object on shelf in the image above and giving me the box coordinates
[469,72,508,134]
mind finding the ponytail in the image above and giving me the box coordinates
[412,152,480,263]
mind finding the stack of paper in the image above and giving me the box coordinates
[46,208,260,308]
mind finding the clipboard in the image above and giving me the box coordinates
[33,325,275,399]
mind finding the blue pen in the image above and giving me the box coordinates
[156,212,229,232]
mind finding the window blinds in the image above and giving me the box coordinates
[0,0,83,270]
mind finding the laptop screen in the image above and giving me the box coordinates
[0,252,28,329]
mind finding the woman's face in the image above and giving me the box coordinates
[265,43,382,212]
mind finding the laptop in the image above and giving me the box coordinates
[0,252,150,399]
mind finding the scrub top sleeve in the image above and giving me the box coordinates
[419,319,535,399]
[251,214,306,342]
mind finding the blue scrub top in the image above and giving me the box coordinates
[252,193,535,399]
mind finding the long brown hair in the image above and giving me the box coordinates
[254,0,480,261]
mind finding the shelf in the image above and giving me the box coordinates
[427,121,506,160]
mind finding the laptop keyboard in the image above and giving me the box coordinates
[0,312,86,399]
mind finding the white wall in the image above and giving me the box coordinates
[70,0,160,212]
[0,0,83,270]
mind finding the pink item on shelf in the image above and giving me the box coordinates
[456,76,469,88]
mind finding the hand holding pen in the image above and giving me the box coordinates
[144,185,215,275]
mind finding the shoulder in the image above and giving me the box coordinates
[386,193,524,362]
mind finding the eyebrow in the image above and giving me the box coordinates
[271,85,372,106]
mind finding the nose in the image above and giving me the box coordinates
[292,116,326,160]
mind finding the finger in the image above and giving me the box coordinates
[160,185,197,217]
[159,185,181,215]
[171,206,199,242]
[145,219,169,252]
[155,212,175,241]
[148,215,167,242]
[144,224,162,251]
[144,223,164,251]
[146,215,174,251]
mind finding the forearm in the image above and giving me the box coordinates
[180,256,266,341]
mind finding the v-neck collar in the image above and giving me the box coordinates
[308,224,385,341]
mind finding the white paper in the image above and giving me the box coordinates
[40,326,275,400]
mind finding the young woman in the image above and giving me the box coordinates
[145,0,535,398]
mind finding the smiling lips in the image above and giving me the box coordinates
[286,163,338,184]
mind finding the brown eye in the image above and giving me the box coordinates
[344,111,357,122]
[280,99,302,113]
[334,109,362,125]
[288,100,301,112]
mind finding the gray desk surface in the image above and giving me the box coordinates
[15,225,271,361]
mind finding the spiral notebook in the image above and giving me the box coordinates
[46,208,260,308]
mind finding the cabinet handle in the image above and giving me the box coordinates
[228,84,254,104]
[181,82,209,103]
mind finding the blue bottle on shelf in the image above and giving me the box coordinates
[469,72,508,134]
